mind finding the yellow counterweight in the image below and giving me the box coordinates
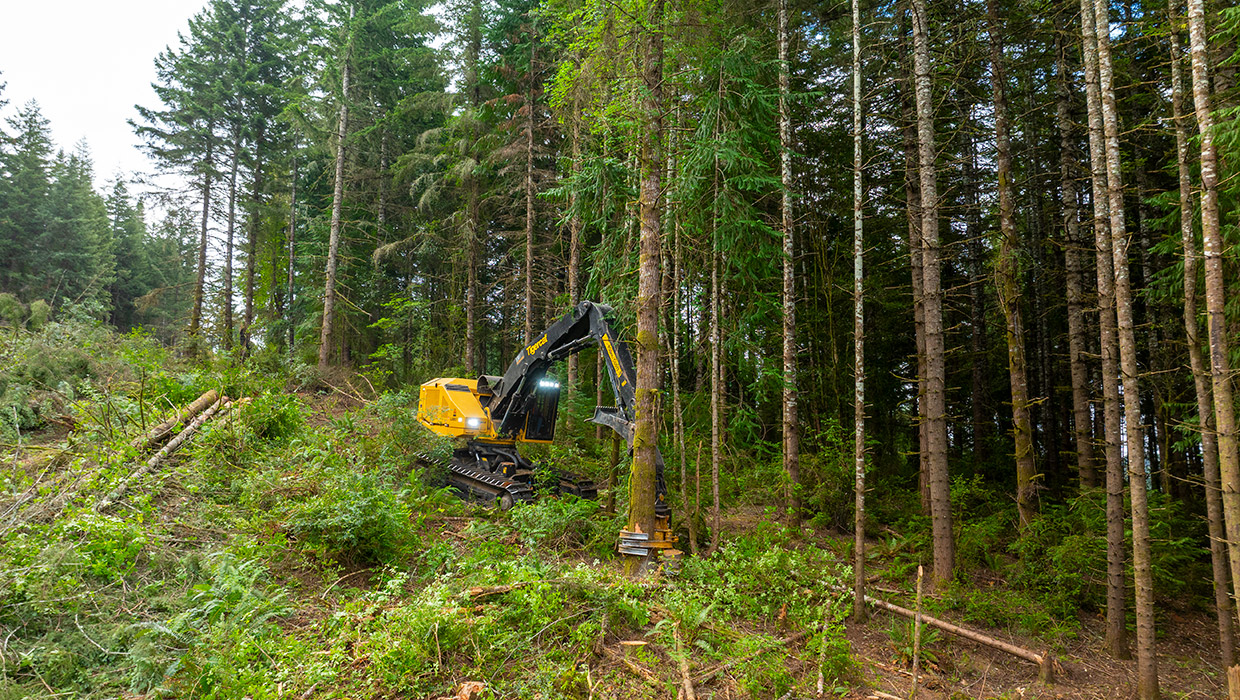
[416,378,496,439]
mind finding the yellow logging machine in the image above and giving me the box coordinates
[417,301,668,514]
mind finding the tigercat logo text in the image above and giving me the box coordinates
[527,335,548,355]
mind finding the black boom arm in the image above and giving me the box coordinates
[477,302,668,510]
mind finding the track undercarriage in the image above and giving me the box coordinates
[445,441,598,510]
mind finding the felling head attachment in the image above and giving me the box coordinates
[618,516,682,574]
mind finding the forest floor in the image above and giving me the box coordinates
[0,348,1227,699]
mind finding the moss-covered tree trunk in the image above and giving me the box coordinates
[627,0,664,577]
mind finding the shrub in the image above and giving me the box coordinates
[242,393,303,443]
[62,511,149,582]
[508,496,601,550]
[289,471,411,564]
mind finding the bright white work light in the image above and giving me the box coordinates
[538,380,560,389]
[466,417,482,429]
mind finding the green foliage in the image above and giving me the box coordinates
[0,293,25,327]
[62,510,149,582]
[801,421,858,530]
[242,392,303,443]
[886,619,940,666]
[129,552,290,694]
[508,496,604,550]
[26,299,51,330]
[289,471,413,565]
[681,524,847,628]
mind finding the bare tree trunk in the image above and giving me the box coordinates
[709,226,722,557]
[1092,0,1156,689]
[851,0,867,622]
[190,133,214,340]
[1171,0,1233,664]
[1189,0,1240,671]
[524,40,537,345]
[901,12,930,516]
[627,0,663,576]
[318,39,351,372]
[567,105,582,386]
[777,0,800,527]
[224,127,240,352]
[988,0,1037,530]
[911,0,953,587]
[1056,17,1096,488]
[1136,166,1164,493]
[286,155,296,358]
[673,206,689,551]
[244,135,263,357]
[1079,0,1129,659]
[465,179,478,374]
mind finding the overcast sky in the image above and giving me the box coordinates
[0,0,212,187]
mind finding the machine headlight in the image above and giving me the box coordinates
[538,379,560,389]
[466,417,482,429]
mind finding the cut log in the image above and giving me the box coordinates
[96,397,228,512]
[865,594,1053,683]
[673,622,697,700]
[130,390,219,452]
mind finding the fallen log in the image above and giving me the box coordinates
[96,396,228,512]
[130,390,219,452]
[673,622,697,700]
[864,594,1053,684]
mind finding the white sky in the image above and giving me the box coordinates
[0,0,211,186]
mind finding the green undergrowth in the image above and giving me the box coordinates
[0,348,860,699]
[862,474,1212,651]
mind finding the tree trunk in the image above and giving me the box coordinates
[851,0,867,622]
[709,224,722,557]
[778,0,800,527]
[1136,166,1164,493]
[1056,17,1096,488]
[465,178,478,374]
[1092,0,1156,688]
[911,0,953,587]
[1189,0,1240,663]
[1171,0,1233,664]
[524,40,537,345]
[287,155,297,357]
[902,13,930,517]
[190,133,214,340]
[627,0,663,576]
[224,127,240,352]
[567,104,582,386]
[1080,0,1129,660]
[244,132,263,357]
[988,0,1036,530]
[318,43,351,372]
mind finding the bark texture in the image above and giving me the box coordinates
[911,0,953,587]
[988,0,1036,530]
[1092,0,1156,689]
[1079,0,1128,659]
[851,0,866,622]
[1170,0,1233,664]
[318,44,351,371]
[1055,19,1096,488]
[1188,0,1240,652]
[627,0,664,575]
[778,0,800,526]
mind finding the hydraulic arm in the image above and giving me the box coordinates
[417,301,668,514]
